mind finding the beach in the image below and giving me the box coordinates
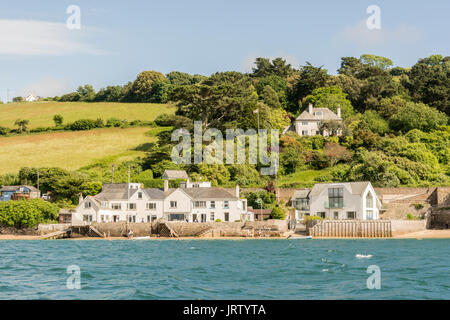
[1,230,450,240]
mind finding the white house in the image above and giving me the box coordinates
[293,103,342,137]
[291,181,381,221]
[25,94,39,102]
[70,171,251,224]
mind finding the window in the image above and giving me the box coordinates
[210,201,215,209]
[127,203,136,210]
[83,215,92,222]
[100,215,105,222]
[328,187,344,208]
[302,130,309,136]
[194,201,206,208]
[138,192,142,199]
[147,215,151,223]
[170,201,177,209]
[84,202,91,209]
[192,214,198,222]
[112,203,121,210]
[210,212,215,221]
[317,212,326,218]
[242,201,246,210]
[302,121,308,125]
[333,212,339,220]
[169,214,184,221]
[128,215,136,223]
[146,203,156,210]
[314,111,322,116]
[224,212,230,222]
[347,211,356,219]
[223,201,229,209]
[101,201,107,208]
[366,192,373,208]
[293,198,309,210]
[366,210,374,220]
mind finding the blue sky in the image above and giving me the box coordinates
[0,0,449,100]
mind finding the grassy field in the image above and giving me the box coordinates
[0,101,175,129]
[0,126,167,174]
[279,168,330,188]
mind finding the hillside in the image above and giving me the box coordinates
[0,126,167,174]
[0,102,175,129]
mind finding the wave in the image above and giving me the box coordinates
[355,254,372,259]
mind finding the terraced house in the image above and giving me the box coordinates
[70,171,251,224]
[291,181,381,221]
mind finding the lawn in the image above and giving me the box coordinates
[0,126,167,174]
[278,168,331,188]
[0,101,175,129]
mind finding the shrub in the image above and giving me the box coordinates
[412,203,425,210]
[304,215,324,222]
[215,219,222,222]
[270,206,286,220]
[0,199,59,227]
[0,126,10,135]
[69,119,98,131]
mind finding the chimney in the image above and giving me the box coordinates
[308,103,313,114]
[337,106,341,118]
[164,180,169,192]
[186,177,190,188]
[235,185,240,198]
[78,193,83,204]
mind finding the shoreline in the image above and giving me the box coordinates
[1,230,450,240]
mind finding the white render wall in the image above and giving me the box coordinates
[72,187,250,224]
[309,183,379,220]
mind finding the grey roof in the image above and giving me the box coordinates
[95,184,138,201]
[0,185,39,192]
[144,188,165,200]
[292,189,311,199]
[295,108,342,121]
[162,170,189,180]
[181,187,238,200]
[310,182,371,197]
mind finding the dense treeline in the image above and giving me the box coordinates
[1,54,448,207]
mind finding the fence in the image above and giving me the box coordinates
[307,220,392,238]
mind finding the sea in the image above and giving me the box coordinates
[0,239,448,299]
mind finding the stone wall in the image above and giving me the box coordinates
[390,220,426,236]
[92,222,152,237]
[427,209,450,229]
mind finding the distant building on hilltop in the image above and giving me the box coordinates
[0,185,41,201]
[292,103,343,137]
[25,94,39,102]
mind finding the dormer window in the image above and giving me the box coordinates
[314,111,322,116]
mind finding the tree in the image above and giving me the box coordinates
[406,54,450,115]
[323,142,352,167]
[360,54,393,70]
[131,71,166,102]
[53,114,63,126]
[0,199,59,227]
[318,120,345,137]
[252,57,294,78]
[12,96,23,102]
[260,85,281,109]
[254,75,288,108]
[76,84,96,102]
[389,102,447,133]
[291,62,330,110]
[14,119,29,133]
[303,86,354,119]
[362,110,390,135]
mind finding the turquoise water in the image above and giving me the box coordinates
[0,239,449,299]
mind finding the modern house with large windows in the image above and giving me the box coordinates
[69,171,251,224]
[291,181,381,221]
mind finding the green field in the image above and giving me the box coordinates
[278,168,331,188]
[0,127,167,174]
[0,101,175,129]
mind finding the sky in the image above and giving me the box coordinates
[0,0,449,101]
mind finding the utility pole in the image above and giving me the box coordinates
[37,170,40,193]
[111,164,115,183]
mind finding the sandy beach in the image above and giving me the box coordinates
[1,230,450,240]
